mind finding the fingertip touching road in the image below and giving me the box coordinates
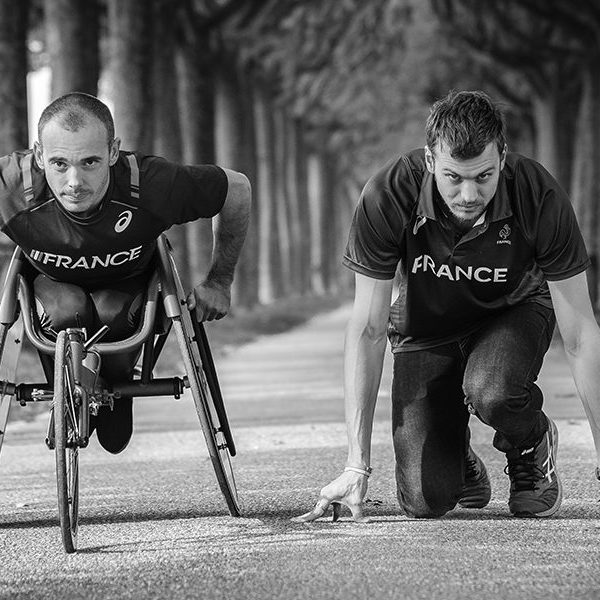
[1,305,599,600]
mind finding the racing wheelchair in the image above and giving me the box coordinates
[0,235,240,553]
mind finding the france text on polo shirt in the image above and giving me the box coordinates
[343,148,590,352]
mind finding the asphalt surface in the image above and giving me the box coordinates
[1,305,599,600]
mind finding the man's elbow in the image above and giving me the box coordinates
[228,171,252,206]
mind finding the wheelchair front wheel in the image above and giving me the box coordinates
[172,317,241,516]
[54,330,81,553]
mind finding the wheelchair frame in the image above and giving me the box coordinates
[0,235,241,553]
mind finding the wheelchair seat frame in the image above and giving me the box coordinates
[0,235,241,553]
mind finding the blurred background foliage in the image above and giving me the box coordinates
[1,0,598,309]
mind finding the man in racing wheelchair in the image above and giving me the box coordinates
[0,92,251,454]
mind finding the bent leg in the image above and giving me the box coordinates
[392,345,469,518]
[90,278,146,381]
[33,275,95,337]
[462,302,556,452]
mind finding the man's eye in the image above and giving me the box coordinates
[478,173,492,182]
[84,159,98,167]
[446,173,460,182]
[52,161,66,170]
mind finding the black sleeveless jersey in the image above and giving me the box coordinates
[0,150,227,286]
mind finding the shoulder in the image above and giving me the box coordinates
[360,149,425,221]
[0,150,49,224]
[0,150,32,193]
[503,152,566,199]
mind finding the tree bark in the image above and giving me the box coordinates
[104,0,153,152]
[175,29,215,286]
[252,80,279,303]
[293,119,312,295]
[274,107,292,296]
[530,94,559,179]
[307,152,325,295]
[0,0,28,154]
[44,0,100,97]
[570,63,600,308]
[151,0,189,286]
[0,0,28,260]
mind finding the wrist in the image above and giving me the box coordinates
[344,464,373,477]
[204,270,233,289]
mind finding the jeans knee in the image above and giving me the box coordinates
[397,488,455,519]
[464,374,538,431]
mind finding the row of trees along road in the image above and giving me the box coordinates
[0,0,599,311]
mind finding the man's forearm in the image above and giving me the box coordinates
[344,320,388,468]
[207,172,251,285]
[565,330,600,467]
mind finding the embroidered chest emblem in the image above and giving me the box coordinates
[497,223,512,245]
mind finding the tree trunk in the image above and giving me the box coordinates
[253,80,279,303]
[103,0,153,152]
[151,0,189,287]
[293,119,312,295]
[175,29,215,286]
[284,116,306,295]
[0,0,28,261]
[231,67,259,308]
[531,94,559,179]
[44,0,100,97]
[274,107,292,296]
[0,0,28,154]
[307,152,325,294]
[214,56,259,306]
[570,63,600,308]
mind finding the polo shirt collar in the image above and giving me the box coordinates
[416,169,513,223]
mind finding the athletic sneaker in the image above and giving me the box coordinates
[505,416,562,517]
[93,396,133,454]
[458,446,492,508]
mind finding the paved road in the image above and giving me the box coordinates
[0,305,599,600]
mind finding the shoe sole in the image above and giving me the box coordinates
[513,418,562,518]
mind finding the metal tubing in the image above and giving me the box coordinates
[18,270,160,355]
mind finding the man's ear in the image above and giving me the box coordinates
[500,144,507,170]
[109,137,121,166]
[424,146,435,174]
[33,141,44,169]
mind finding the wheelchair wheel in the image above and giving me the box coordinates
[172,316,241,516]
[0,319,24,456]
[54,330,80,553]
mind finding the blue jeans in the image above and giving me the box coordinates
[391,301,556,518]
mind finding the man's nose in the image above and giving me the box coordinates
[65,166,83,189]
[460,180,478,203]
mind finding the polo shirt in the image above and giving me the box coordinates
[0,150,228,286]
[343,148,590,352]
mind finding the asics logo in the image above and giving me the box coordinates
[542,431,556,482]
[115,210,133,233]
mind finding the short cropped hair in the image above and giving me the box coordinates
[425,90,506,159]
[37,92,115,145]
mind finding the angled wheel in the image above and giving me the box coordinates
[0,319,23,457]
[162,243,240,516]
[172,314,241,516]
[54,330,81,553]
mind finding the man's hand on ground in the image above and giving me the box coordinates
[291,471,370,523]
[187,279,231,322]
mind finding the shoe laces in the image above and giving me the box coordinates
[504,448,545,491]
